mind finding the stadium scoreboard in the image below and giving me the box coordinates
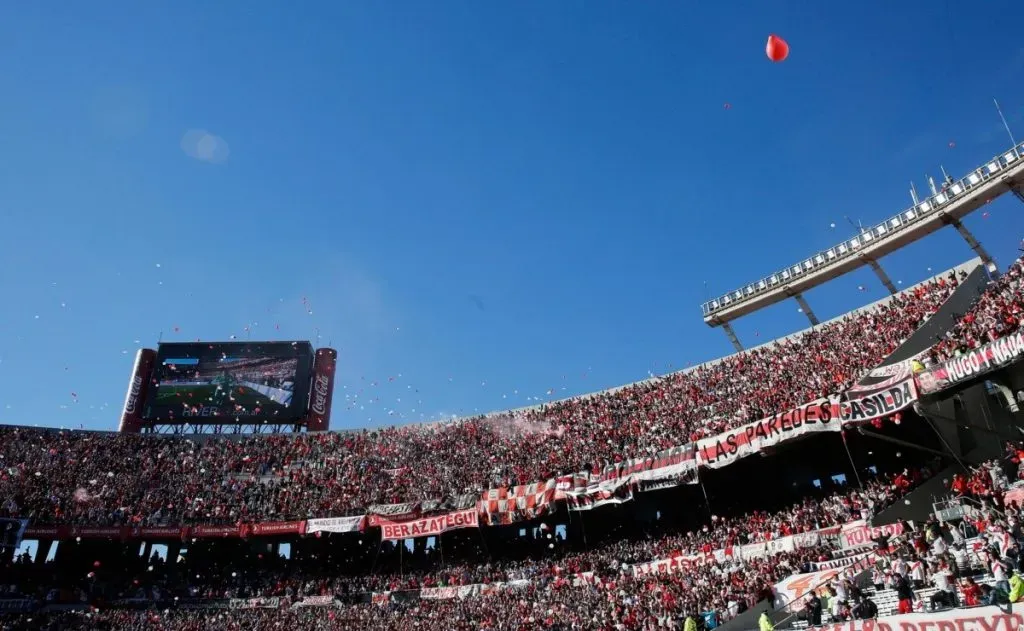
[119,341,337,433]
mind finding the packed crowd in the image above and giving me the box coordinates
[792,456,1024,629]
[2,468,928,630]
[0,266,978,527]
[929,253,1023,363]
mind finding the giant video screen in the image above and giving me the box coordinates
[143,341,314,423]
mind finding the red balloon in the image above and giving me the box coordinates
[766,34,789,62]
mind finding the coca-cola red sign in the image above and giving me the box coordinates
[125,375,143,414]
[119,349,156,433]
[306,348,336,431]
[312,374,330,414]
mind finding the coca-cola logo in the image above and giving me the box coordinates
[311,373,330,415]
[125,375,143,414]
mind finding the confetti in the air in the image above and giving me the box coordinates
[180,129,230,164]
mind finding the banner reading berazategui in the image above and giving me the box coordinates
[696,397,841,469]
[379,508,479,541]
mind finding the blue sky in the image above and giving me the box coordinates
[1,2,1023,430]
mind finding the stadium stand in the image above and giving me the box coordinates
[0,263,990,527]
[2,252,1023,630]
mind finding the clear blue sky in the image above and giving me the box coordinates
[1,2,1022,430]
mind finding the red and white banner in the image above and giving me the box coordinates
[697,397,841,469]
[803,606,1024,631]
[306,516,365,534]
[378,508,479,541]
[480,480,556,525]
[773,553,876,609]
[838,519,905,550]
[917,330,1024,395]
[840,378,917,423]
[367,502,421,527]
[591,444,698,490]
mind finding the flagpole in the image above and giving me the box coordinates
[370,538,383,574]
[841,430,864,489]
[698,469,713,516]
[994,98,1018,147]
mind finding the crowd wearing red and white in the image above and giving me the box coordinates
[929,255,1023,364]
[796,457,1024,627]
[0,268,976,528]
[1,470,925,630]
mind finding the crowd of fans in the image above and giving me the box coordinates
[3,250,1024,629]
[6,457,1022,630]
[2,468,929,630]
[1,264,988,527]
[929,254,1023,363]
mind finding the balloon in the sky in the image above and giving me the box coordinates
[765,34,789,62]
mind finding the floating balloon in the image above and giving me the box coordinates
[766,35,789,62]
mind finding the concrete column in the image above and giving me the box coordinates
[946,216,997,272]
[721,322,743,352]
[867,260,898,294]
[794,294,820,326]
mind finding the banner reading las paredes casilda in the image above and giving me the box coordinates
[840,377,917,423]
[696,397,841,469]
[379,508,479,541]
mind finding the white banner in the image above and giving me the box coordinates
[696,397,841,469]
[306,515,366,534]
[807,551,873,571]
[631,526,833,578]
[420,585,480,600]
[736,531,821,560]
[291,595,336,608]
[838,519,905,550]
[803,605,1024,631]
[228,597,280,609]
